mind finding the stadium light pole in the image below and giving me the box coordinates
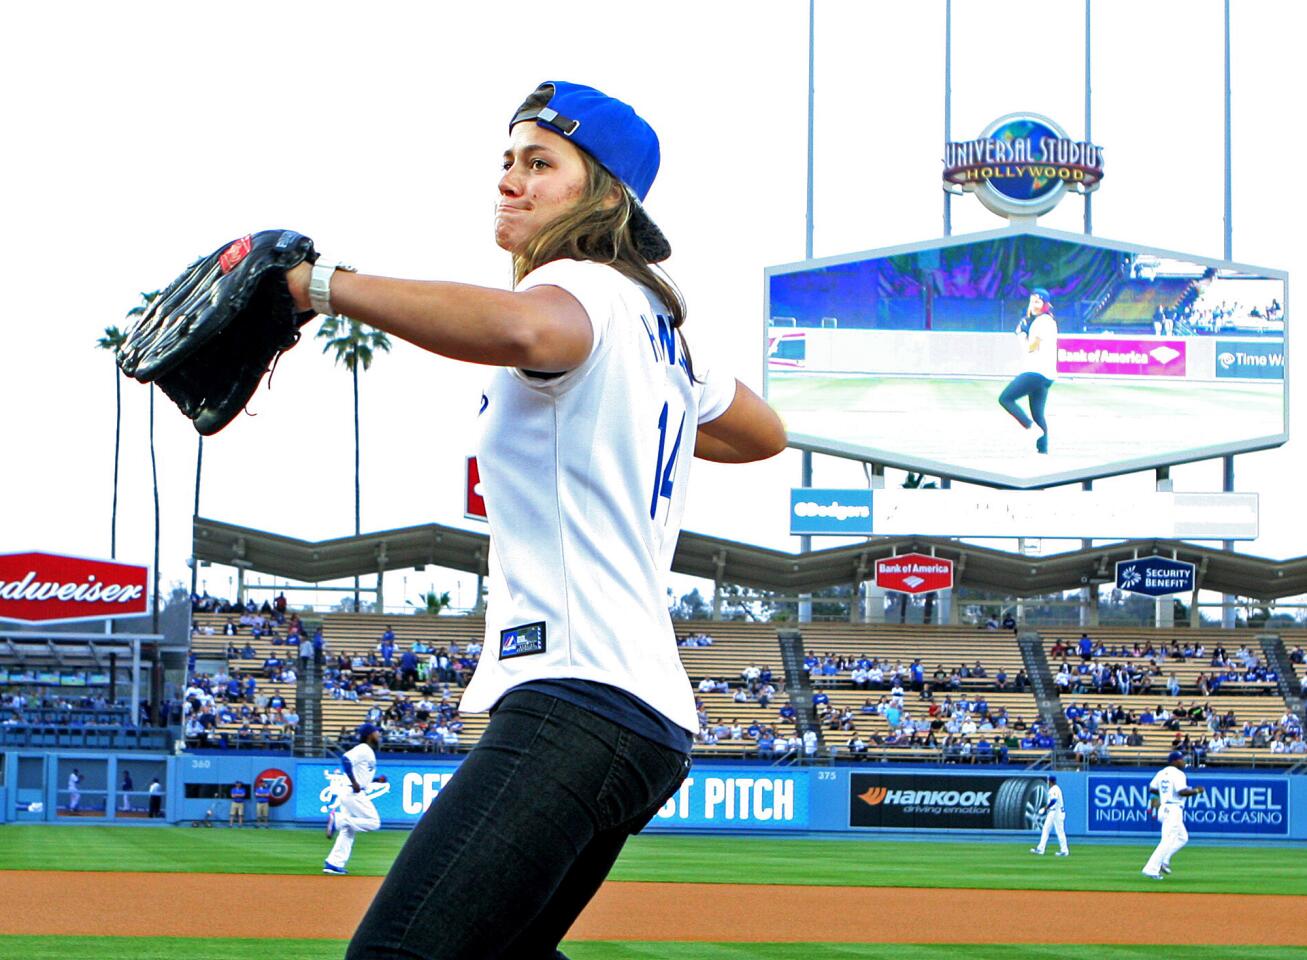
[939,1,954,490]
[943,0,952,238]
[1083,0,1092,235]
[798,0,816,624]
[1218,0,1236,625]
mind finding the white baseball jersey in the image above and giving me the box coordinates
[342,742,377,790]
[1045,783,1064,812]
[461,259,735,733]
[1149,765,1189,807]
[1020,314,1059,380]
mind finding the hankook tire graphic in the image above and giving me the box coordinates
[993,777,1046,830]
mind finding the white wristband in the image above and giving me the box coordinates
[308,259,357,316]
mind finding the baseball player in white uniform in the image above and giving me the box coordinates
[287,80,786,958]
[1030,774,1069,856]
[1142,750,1205,879]
[324,723,383,875]
[67,769,82,813]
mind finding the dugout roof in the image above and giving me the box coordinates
[193,517,1307,601]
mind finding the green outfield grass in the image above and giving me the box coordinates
[0,825,1304,895]
[1,939,1306,960]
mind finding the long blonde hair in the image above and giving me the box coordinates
[512,152,687,333]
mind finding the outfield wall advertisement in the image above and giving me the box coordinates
[15,751,1307,842]
[849,772,1047,830]
[1087,774,1290,837]
[292,760,819,831]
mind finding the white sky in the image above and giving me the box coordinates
[3,0,1304,612]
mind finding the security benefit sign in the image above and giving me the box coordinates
[1088,775,1289,837]
[874,554,953,595]
[649,770,811,831]
[850,773,1047,830]
[1115,556,1195,597]
[789,488,873,536]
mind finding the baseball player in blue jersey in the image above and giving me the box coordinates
[285,80,785,958]
[253,777,272,827]
[1030,774,1068,856]
[228,779,247,828]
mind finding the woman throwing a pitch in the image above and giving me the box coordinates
[997,287,1058,455]
[285,81,786,958]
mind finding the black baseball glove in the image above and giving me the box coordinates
[117,230,318,435]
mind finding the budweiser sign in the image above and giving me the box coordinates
[0,552,150,624]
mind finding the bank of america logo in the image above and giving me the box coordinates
[1121,567,1142,589]
[1149,346,1181,365]
[903,576,925,589]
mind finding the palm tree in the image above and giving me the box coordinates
[125,292,162,631]
[316,315,391,610]
[96,326,127,559]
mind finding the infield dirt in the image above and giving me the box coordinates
[0,871,1303,945]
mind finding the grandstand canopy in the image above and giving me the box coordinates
[194,517,1307,601]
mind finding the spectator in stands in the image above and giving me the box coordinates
[399,649,419,690]
[984,616,998,630]
[1002,614,1016,632]
[299,636,313,664]
[1078,633,1093,661]
[1166,674,1181,697]
[241,641,256,660]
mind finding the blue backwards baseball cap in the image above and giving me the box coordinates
[1168,750,1184,763]
[1032,287,1052,302]
[511,81,670,262]
[356,723,378,740]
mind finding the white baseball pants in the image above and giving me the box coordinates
[327,790,381,869]
[1143,804,1188,875]
[1036,809,1067,853]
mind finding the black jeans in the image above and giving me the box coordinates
[346,690,691,959]
[998,372,1053,435]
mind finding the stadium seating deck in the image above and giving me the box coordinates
[184,614,1303,764]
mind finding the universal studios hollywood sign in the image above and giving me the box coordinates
[944,113,1104,218]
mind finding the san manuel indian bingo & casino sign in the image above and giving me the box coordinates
[944,113,1103,219]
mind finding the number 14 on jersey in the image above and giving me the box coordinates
[650,401,685,520]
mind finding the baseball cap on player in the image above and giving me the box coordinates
[1031,287,1052,302]
[1167,750,1184,763]
[511,80,671,262]
[356,723,378,741]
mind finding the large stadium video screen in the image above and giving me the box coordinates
[765,227,1287,488]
